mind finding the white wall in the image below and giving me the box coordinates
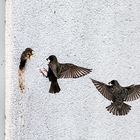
[6,0,140,140]
[0,0,5,139]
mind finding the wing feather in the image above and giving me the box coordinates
[125,85,140,101]
[59,63,92,78]
[91,79,113,101]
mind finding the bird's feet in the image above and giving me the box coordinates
[40,68,48,77]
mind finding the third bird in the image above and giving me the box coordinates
[91,79,140,116]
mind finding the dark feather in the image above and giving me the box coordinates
[90,79,113,101]
[125,85,140,101]
[19,59,27,70]
[59,63,92,78]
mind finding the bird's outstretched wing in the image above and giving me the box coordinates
[90,79,113,101]
[59,63,92,78]
[125,85,140,101]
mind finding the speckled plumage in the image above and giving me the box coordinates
[19,48,33,70]
[91,79,140,116]
[18,48,33,93]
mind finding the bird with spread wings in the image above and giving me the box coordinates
[40,55,92,93]
[91,79,140,116]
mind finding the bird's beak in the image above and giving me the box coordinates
[31,50,34,55]
[46,58,49,61]
[29,51,34,60]
[29,55,32,60]
[108,82,111,85]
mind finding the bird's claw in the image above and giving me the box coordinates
[40,69,47,77]
[43,68,48,73]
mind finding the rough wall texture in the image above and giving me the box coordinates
[0,0,5,139]
[6,0,140,140]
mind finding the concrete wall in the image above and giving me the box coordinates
[0,0,5,139]
[6,0,140,140]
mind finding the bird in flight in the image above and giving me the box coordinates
[90,79,140,116]
[40,55,92,93]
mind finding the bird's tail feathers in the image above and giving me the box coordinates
[49,81,61,93]
[106,102,131,116]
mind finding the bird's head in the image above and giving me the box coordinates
[19,48,34,70]
[24,48,34,60]
[46,55,57,62]
[108,80,120,86]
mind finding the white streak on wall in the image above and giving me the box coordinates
[6,0,140,140]
[0,0,5,139]
[5,0,13,139]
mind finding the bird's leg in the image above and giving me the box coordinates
[43,68,48,73]
[40,69,48,77]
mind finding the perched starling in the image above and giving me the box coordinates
[18,48,33,93]
[40,55,92,93]
[90,79,140,116]
[19,48,33,70]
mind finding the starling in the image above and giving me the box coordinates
[90,79,140,116]
[19,48,33,70]
[18,48,33,93]
[40,55,92,93]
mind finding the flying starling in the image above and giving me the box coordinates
[40,55,92,93]
[19,48,33,70]
[90,79,140,116]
